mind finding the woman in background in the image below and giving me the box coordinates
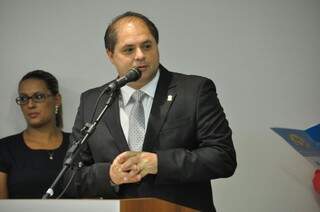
[0,70,69,198]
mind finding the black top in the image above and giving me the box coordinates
[0,132,70,198]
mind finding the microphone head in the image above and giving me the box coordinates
[106,68,142,92]
[126,68,142,82]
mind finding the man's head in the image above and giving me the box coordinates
[104,11,160,89]
[104,11,159,53]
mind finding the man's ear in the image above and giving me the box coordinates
[106,50,114,65]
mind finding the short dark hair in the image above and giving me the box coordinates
[104,11,159,53]
[19,70,63,128]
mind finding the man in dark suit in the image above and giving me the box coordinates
[64,11,237,212]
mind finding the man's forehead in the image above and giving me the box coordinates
[115,16,144,27]
[115,17,149,33]
[114,19,154,45]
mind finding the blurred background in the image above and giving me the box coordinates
[0,0,319,211]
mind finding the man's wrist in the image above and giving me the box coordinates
[150,152,158,174]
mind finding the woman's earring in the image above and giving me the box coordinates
[55,105,59,114]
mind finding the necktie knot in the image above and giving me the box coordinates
[131,90,145,103]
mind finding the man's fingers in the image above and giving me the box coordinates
[121,155,140,171]
[121,171,141,183]
[128,164,140,177]
[110,151,157,185]
[110,163,140,184]
[117,151,139,164]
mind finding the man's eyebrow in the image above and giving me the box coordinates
[121,40,152,48]
[121,44,134,49]
[142,40,152,44]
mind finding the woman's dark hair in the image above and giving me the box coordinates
[104,11,159,53]
[19,70,63,128]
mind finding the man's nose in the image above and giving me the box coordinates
[135,48,145,60]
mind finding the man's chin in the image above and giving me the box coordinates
[127,81,143,89]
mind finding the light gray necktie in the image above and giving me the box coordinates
[128,90,145,151]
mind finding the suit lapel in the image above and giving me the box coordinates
[143,67,177,152]
[100,91,130,153]
[97,66,177,153]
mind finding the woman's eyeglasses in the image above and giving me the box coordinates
[16,92,53,105]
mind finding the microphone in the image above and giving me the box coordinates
[89,67,141,123]
[106,68,141,92]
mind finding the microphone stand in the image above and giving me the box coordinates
[42,91,117,199]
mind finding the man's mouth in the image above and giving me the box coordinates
[136,65,148,70]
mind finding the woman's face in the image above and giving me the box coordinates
[18,79,61,129]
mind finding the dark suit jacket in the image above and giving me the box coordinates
[64,65,237,212]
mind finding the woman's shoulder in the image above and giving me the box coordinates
[61,131,71,144]
[62,131,71,139]
[62,131,70,135]
[0,133,23,146]
[0,133,24,155]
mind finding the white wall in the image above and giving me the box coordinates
[0,0,319,211]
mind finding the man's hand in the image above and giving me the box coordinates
[121,151,158,178]
[109,151,158,185]
[109,151,141,185]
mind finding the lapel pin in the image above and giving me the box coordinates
[167,95,173,102]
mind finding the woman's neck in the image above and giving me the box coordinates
[24,125,62,148]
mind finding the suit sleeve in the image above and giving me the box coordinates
[155,79,237,184]
[63,92,118,198]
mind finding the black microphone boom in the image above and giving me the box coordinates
[42,68,141,199]
[106,68,141,92]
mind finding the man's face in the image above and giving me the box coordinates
[107,18,160,89]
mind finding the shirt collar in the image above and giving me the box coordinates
[120,69,160,106]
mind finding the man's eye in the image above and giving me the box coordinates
[123,48,134,53]
[143,43,151,49]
